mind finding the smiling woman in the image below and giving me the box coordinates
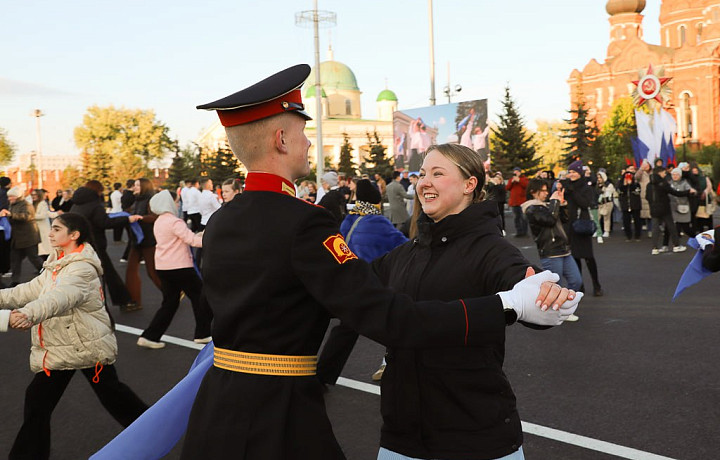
[416,144,484,223]
[371,143,580,460]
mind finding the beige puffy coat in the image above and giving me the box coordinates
[0,243,118,373]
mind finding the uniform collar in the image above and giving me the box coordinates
[244,172,296,197]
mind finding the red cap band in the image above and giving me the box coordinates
[217,90,305,127]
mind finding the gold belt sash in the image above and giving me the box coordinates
[214,347,317,376]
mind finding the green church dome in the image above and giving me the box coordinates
[376,89,398,102]
[304,60,360,94]
[304,85,327,98]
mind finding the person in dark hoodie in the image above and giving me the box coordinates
[125,178,162,309]
[646,166,692,255]
[562,160,603,297]
[71,181,143,311]
[523,179,582,322]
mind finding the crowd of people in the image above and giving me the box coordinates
[0,62,717,460]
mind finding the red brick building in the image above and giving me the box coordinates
[569,0,720,147]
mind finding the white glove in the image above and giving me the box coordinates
[497,270,583,326]
[0,310,9,333]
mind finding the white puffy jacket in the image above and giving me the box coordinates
[0,243,118,373]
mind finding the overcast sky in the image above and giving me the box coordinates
[0,0,662,163]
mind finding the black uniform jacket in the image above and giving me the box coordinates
[372,201,530,460]
[180,173,507,460]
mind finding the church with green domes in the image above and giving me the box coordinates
[197,48,397,175]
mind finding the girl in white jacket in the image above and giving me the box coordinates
[0,213,147,460]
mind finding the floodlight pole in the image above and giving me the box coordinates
[296,2,335,186]
[33,109,45,189]
[428,0,436,106]
[312,0,324,181]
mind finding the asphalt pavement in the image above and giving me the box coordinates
[0,215,718,460]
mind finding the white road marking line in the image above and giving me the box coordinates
[115,324,204,350]
[520,422,676,460]
[115,324,677,460]
[336,376,380,395]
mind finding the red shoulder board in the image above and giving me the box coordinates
[323,234,358,264]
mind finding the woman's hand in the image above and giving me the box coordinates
[0,209,10,217]
[10,311,32,330]
[497,268,582,326]
[128,215,143,223]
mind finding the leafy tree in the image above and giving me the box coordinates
[533,119,569,172]
[696,143,720,185]
[61,165,85,189]
[166,144,202,190]
[360,130,394,179]
[74,105,173,188]
[599,96,637,179]
[0,128,16,166]
[491,85,539,176]
[562,99,596,165]
[304,155,333,184]
[205,142,242,186]
[337,133,357,178]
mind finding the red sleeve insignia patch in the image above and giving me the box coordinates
[322,234,358,264]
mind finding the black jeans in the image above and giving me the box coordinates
[112,225,124,242]
[11,245,44,284]
[652,214,679,248]
[142,268,212,341]
[512,206,528,236]
[9,365,147,460]
[622,209,642,239]
[96,245,132,306]
[187,213,201,233]
[0,235,11,273]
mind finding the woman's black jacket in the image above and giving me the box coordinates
[522,198,571,258]
[617,180,642,212]
[371,201,532,460]
[70,186,128,251]
[646,173,690,218]
[131,193,157,248]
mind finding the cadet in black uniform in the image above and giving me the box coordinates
[181,64,581,459]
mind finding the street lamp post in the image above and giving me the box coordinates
[295,2,336,184]
[32,109,45,189]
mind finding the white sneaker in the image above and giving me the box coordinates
[194,336,212,344]
[372,364,386,381]
[659,246,669,253]
[602,232,610,238]
[565,314,580,322]
[673,245,687,253]
[651,248,660,255]
[137,337,165,349]
[119,258,127,263]
[597,236,604,244]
